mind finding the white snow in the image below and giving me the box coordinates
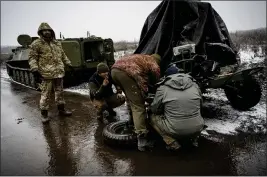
[64,88,90,95]
[1,68,10,80]
[114,50,135,60]
[239,45,265,65]
[202,89,266,136]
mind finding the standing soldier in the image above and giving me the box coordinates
[28,22,72,123]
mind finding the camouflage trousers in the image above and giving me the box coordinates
[92,94,125,116]
[39,78,65,110]
[111,68,148,135]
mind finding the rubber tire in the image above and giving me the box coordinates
[12,70,16,81]
[102,120,137,147]
[16,70,20,82]
[29,73,36,88]
[224,76,262,111]
[20,71,24,84]
[24,71,30,85]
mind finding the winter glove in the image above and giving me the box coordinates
[32,70,42,84]
[117,93,125,103]
[68,65,75,73]
[32,70,41,79]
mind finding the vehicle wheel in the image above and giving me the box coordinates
[15,70,20,81]
[102,120,137,147]
[224,76,262,110]
[24,71,30,85]
[29,72,36,88]
[20,71,24,83]
[12,70,16,80]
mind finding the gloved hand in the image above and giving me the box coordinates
[32,70,42,83]
[32,70,41,79]
[68,65,75,72]
[117,93,124,99]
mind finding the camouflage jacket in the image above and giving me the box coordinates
[112,54,161,97]
[28,23,72,79]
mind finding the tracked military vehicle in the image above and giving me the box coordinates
[6,34,115,89]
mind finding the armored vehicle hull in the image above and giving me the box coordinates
[6,35,115,90]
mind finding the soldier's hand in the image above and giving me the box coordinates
[117,93,125,103]
[103,78,109,86]
[33,70,41,79]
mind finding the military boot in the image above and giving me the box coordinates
[58,104,72,116]
[108,108,117,117]
[191,136,199,148]
[107,108,117,122]
[102,110,110,124]
[41,110,50,123]
[166,141,181,151]
[137,133,154,151]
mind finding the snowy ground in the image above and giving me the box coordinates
[2,47,266,138]
[239,45,266,67]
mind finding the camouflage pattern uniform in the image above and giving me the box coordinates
[28,22,72,111]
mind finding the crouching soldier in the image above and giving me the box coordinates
[89,63,125,123]
[150,65,204,151]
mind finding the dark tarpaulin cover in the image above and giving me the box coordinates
[134,0,238,74]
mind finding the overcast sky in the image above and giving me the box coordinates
[1,1,266,46]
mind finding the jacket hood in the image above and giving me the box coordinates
[163,73,194,90]
[37,22,56,39]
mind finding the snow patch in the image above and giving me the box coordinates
[114,50,135,60]
[202,89,266,136]
[239,46,265,66]
[1,68,10,80]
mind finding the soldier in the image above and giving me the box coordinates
[111,54,161,151]
[150,65,204,151]
[28,22,73,123]
[89,63,125,123]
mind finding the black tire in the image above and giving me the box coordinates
[20,71,24,83]
[15,70,20,81]
[102,120,137,147]
[224,76,262,110]
[29,72,36,88]
[24,71,30,85]
[12,70,16,81]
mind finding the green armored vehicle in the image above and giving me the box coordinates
[6,34,115,89]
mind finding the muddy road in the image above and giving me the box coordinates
[1,68,266,175]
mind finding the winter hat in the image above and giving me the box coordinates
[97,63,109,74]
[165,65,179,76]
[151,53,161,65]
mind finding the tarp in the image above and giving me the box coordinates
[134,0,238,74]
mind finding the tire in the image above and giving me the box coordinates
[15,70,20,81]
[29,72,36,88]
[12,70,16,80]
[102,120,137,147]
[24,71,30,85]
[19,71,24,83]
[224,76,262,110]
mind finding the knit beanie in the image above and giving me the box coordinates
[165,65,179,76]
[151,53,161,65]
[97,63,109,73]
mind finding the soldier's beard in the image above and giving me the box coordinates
[42,33,52,41]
